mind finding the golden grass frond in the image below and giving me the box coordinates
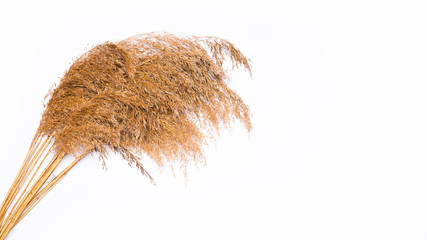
[0,32,251,239]
[38,32,252,175]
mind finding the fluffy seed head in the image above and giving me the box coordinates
[37,32,252,179]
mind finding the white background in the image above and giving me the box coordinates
[0,0,427,239]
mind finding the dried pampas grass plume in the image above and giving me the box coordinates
[0,32,251,239]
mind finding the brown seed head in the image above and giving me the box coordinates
[37,32,252,179]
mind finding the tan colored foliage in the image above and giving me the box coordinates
[0,33,252,239]
[37,32,252,179]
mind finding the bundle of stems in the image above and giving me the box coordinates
[0,32,252,239]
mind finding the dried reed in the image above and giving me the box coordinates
[0,32,251,239]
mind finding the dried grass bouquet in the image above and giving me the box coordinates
[0,32,252,239]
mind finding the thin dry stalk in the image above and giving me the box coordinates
[0,150,70,239]
[0,132,43,222]
[0,136,53,229]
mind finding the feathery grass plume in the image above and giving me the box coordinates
[0,32,251,239]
